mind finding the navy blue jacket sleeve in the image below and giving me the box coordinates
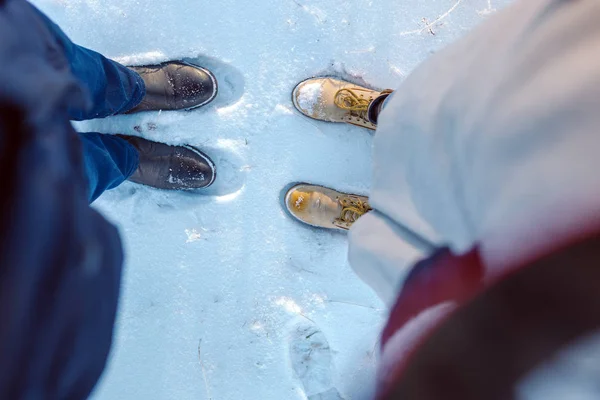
[0,1,123,398]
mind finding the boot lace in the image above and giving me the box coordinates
[334,195,372,229]
[334,88,372,123]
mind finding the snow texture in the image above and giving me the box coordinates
[30,0,512,399]
[295,81,325,118]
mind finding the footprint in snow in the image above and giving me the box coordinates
[288,320,346,400]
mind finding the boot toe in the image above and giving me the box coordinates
[173,146,216,189]
[292,78,328,120]
[284,184,338,229]
[171,62,218,110]
[286,185,310,215]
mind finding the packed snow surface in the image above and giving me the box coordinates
[31,0,511,399]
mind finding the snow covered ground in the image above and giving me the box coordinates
[31,0,511,399]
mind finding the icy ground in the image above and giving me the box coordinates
[33,0,510,399]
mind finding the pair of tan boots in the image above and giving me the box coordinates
[285,77,392,231]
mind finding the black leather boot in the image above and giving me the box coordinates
[119,135,216,190]
[127,61,218,113]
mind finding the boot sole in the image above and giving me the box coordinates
[180,60,219,110]
[183,145,217,188]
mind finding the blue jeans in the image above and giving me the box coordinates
[34,6,144,203]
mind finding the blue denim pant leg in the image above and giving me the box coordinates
[79,132,139,203]
[31,4,144,202]
[31,4,146,120]
[79,133,140,203]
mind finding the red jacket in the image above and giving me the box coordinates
[377,234,600,399]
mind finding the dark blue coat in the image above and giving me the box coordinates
[0,0,123,398]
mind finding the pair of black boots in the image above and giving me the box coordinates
[120,61,218,190]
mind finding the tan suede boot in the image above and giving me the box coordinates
[285,183,371,230]
[292,77,392,130]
